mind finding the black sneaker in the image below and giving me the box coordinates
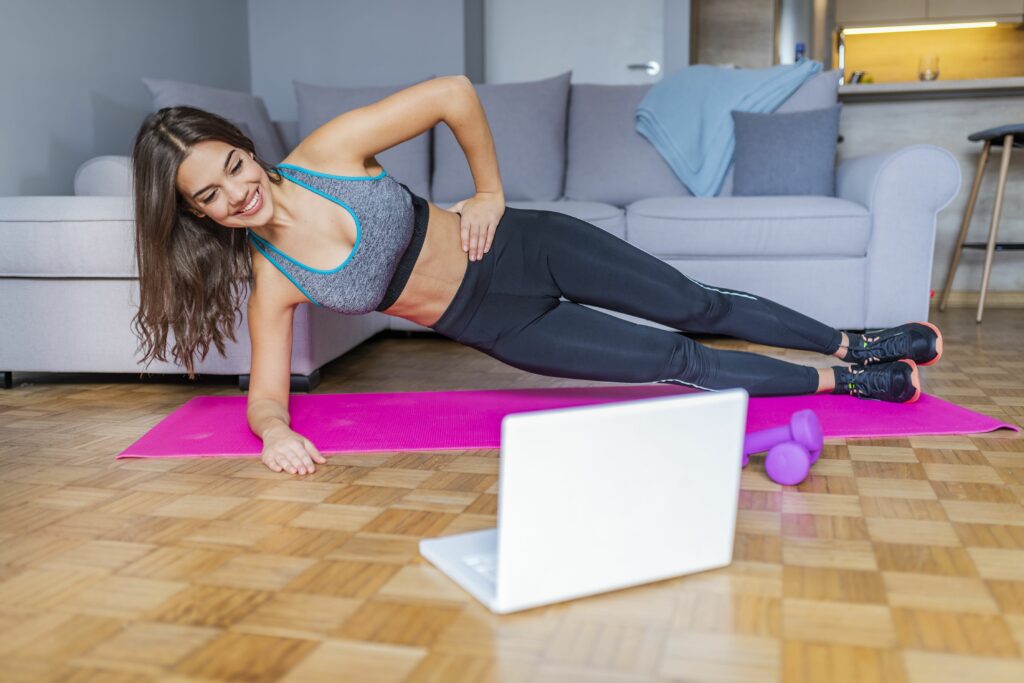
[833,359,921,403]
[845,322,942,367]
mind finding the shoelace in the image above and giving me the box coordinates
[855,331,908,365]
[841,366,887,397]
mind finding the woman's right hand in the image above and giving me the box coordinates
[261,427,326,475]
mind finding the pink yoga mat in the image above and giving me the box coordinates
[117,385,1018,458]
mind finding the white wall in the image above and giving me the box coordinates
[247,0,479,122]
[0,0,250,197]
[0,0,479,196]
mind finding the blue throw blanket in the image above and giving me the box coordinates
[635,60,822,197]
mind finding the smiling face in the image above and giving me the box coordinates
[176,139,272,229]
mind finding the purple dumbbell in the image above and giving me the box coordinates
[745,409,823,461]
[741,409,823,486]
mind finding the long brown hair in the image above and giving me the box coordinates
[130,106,284,380]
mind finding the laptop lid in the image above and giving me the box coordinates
[494,388,748,613]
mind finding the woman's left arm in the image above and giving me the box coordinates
[443,78,506,262]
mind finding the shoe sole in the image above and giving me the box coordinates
[900,358,921,403]
[914,321,943,366]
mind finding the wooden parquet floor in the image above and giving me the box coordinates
[1,306,1022,683]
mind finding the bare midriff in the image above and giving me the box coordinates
[378,200,469,327]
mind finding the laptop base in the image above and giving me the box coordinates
[419,528,500,612]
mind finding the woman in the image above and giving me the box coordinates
[132,75,942,476]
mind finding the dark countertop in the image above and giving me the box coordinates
[839,77,1024,102]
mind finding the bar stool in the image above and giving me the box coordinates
[939,124,1023,323]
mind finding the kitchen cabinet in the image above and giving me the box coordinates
[691,0,776,68]
[836,0,1024,26]
[927,0,1024,19]
[836,0,927,25]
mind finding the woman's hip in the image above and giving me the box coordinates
[428,206,549,343]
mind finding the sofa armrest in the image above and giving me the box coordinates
[836,145,961,328]
[0,195,134,222]
[0,196,137,277]
[74,155,133,197]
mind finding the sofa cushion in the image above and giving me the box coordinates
[142,78,287,165]
[564,83,691,207]
[0,197,135,277]
[625,196,870,257]
[710,69,842,197]
[432,71,572,204]
[732,104,841,196]
[294,77,434,199]
[274,120,300,152]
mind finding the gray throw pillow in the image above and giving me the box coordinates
[731,104,841,197]
[718,69,841,196]
[294,77,435,199]
[142,78,287,165]
[431,71,572,204]
[566,70,841,203]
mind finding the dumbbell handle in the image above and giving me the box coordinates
[744,425,793,455]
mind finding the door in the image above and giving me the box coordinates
[484,0,678,84]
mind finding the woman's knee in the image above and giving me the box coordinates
[660,333,718,387]
[670,274,738,331]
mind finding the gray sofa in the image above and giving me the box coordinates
[0,71,961,390]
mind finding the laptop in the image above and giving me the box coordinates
[419,387,749,614]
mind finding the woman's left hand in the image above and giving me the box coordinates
[447,191,505,261]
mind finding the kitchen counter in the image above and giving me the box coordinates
[839,77,1024,101]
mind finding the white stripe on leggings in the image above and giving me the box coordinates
[620,237,759,302]
[681,273,758,301]
[653,378,718,392]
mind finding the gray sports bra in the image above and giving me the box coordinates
[246,162,429,314]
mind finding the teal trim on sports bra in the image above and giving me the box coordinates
[246,164,386,274]
[260,169,360,273]
[247,237,324,308]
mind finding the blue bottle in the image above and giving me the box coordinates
[795,42,806,61]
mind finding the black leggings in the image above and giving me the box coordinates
[429,207,843,397]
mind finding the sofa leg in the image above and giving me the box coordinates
[238,369,321,393]
[291,370,321,393]
[2,372,11,389]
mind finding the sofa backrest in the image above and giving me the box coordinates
[565,69,841,205]
[293,78,436,200]
[430,71,572,205]
[275,120,300,154]
[88,70,840,202]
[142,77,289,166]
[277,72,574,206]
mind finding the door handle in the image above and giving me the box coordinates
[627,61,661,76]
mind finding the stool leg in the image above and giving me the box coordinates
[977,134,1014,323]
[940,140,990,311]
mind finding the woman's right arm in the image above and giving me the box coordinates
[248,397,324,475]
[246,286,325,475]
[249,397,290,441]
